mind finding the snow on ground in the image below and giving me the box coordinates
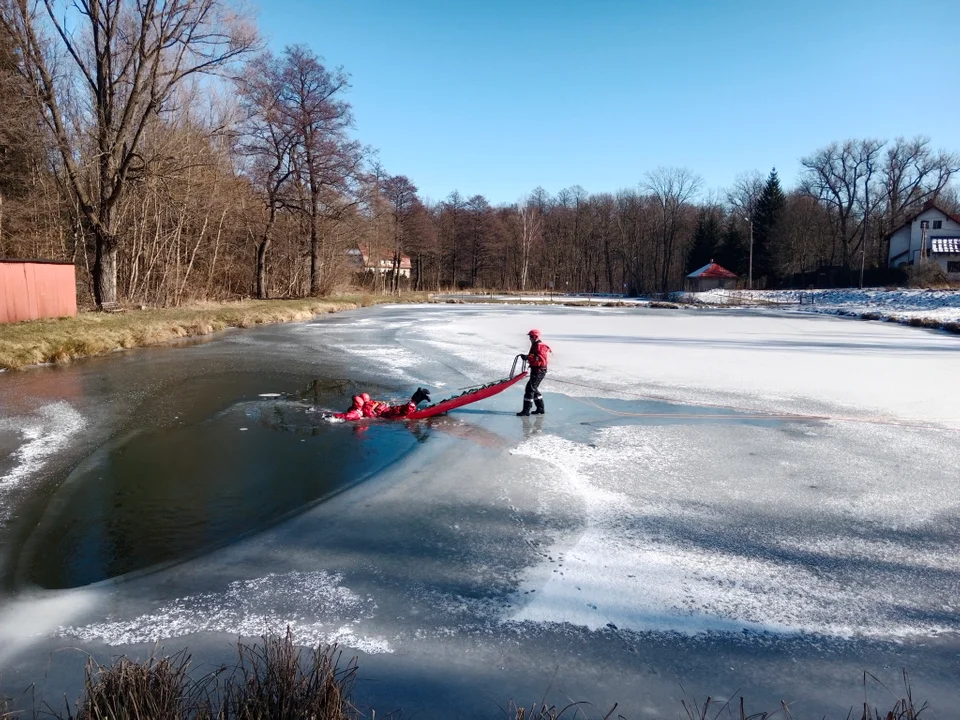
[680,287,960,326]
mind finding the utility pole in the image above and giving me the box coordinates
[748,218,754,290]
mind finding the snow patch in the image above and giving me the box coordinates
[57,571,392,653]
[0,402,85,525]
[1,402,84,487]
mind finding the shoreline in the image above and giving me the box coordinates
[0,294,430,371]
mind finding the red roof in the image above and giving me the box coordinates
[687,262,737,279]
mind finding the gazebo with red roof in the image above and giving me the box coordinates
[685,260,739,292]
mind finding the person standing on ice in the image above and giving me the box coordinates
[517,329,551,416]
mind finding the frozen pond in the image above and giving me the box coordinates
[0,304,959,717]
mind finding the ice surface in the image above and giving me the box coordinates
[508,425,960,638]
[412,305,960,427]
[2,304,959,716]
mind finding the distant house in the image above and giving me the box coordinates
[887,201,960,278]
[346,245,411,278]
[686,261,738,292]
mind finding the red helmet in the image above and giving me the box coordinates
[351,395,364,408]
[528,329,541,338]
[360,392,371,403]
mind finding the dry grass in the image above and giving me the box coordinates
[0,293,430,371]
[72,651,202,720]
[905,261,953,289]
[55,631,358,720]
[222,631,357,720]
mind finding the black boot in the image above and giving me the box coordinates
[532,397,545,415]
[517,399,532,416]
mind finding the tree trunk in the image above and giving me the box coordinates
[309,209,320,296]
[93,229,119,307]
[256,235,271,299]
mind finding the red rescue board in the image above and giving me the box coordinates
[406,371,528,420]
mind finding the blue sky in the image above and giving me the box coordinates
[257,0,960,206]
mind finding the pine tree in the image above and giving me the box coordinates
[751,169,786,284]
[716,220,749,277]
[686,211,722,272]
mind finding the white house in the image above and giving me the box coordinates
[346,245,412,278]
[887,201,960,278]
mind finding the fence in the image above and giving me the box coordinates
[0,260,78,323]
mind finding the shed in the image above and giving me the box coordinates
[0,259,78,324]
[686,261,738,292]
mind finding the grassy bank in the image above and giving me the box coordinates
[0,294,429,371]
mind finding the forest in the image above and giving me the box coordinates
[1,0,958,307]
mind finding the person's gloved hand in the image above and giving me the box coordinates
[411,387,431,405]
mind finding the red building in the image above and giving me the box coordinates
[0,260,78,323]
[685,261,739,292]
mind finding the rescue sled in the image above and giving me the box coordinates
[406,355,529,420]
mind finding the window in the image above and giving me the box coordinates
[933,220,943,229]
[948,261,960,274]
[920,220,929,229]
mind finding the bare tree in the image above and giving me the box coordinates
[726,169,763,227]
[644,166,702,294]
[281,45,362,295]
[800,139,884,268]
[517,194,542,291]
[237,51,297,299]
[381,174,417,295]
[1,0,258,306]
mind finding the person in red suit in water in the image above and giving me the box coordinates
[517,329,551,416]
[333,388,431,421]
